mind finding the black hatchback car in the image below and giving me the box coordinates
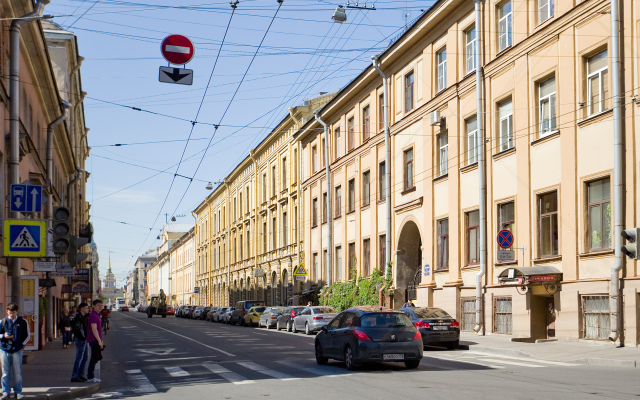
[400,307,460,349]
[315,306,423,370]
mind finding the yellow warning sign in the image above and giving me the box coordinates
[293,263,308,276]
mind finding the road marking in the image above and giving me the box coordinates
[145,356,218,362]
[126,370,158,393]
[202,363,255,385]
[119,313,235,357]
[165,366,190,377]
[464,351,579,366]
[138,348,176,355]
[125,369,141,374]
[481,358,545,368]
[237,362,298,380]
[422,356,505,369]
[275,360,353,377]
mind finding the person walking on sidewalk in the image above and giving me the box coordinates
[71,303,90,383]
[86,300,104,383]
[58,309,72,349]
[0,303,30,399]
[69,307,77,342]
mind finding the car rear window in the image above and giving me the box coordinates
[314,307,337,314]
[254,307,266,312]
[360,313,412,328]
[413,308,451,319]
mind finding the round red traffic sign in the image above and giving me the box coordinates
[497,229,514,249]
[161,34,195,65]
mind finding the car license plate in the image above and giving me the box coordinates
[432,326,448,331]
[383,354,405,360]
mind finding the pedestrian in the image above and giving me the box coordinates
[70,303,89,383]
[86,300,104,383]
[307,301,312,306]
[58,309,72,349]
[0,303,30,399]
[69,307,78,341]
[403,299,415,308]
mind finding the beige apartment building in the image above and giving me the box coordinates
[147,223,192,301]
[297,0,640,345]
[169,228,194,306]
[193,94,333,307]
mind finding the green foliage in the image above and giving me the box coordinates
[320,267,387,312]
[39,297,48,317]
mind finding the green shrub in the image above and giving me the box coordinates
[320,266,390,312]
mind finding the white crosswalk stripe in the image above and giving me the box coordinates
[423,352,578,369]
[125,369,158,393]
[164,366,190,377]
[237,361,299,380]
[275,360,353,377]
[202,362,255,385]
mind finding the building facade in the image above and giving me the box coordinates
[168,228,194,306]
[133,249,157,306]
[147,223,191,301]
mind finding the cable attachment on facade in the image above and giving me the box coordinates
[230,1,239,9]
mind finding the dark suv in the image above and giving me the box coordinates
[230,300,265,325]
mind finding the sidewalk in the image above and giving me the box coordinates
[459,332,640,368]
[20,338,100,400]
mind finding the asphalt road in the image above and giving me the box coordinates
[86,311,640,400]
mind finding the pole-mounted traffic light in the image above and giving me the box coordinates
[69,222,93,267]
[621,228,639,259]
[52,206,71,254]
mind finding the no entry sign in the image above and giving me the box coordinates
[161,34,195,65]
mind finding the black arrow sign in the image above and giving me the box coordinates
[162,68,190,82]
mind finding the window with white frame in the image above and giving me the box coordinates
[348,178,355,213]
[282,157,287,188]
[335,185,342,217]
[363,238,371,276]
[465,26,476,74]
[335,246,342,282]
[466,210,480,265]
[588,177,611,251]
[405,71,415,112]
[437,48,447,92]
[335,127,342,159]
[403,148,414,190]
[538,0,554,24]
[587,50,609,116]
[362,170,370,207]
[379,162,386,200]
[312,146,318,173]
[498,1,512,52]
[539,77,556,136]
[438,131,448,175]
[466,116,478,165]
[499,99,513,151]
[437,219,449,270]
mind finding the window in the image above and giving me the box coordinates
[493,297,512,334]
[466,210,480,265]
[379,234,386,270]
[321,138,326,167]
[363,106,370,141]
[379,162,386,200]
[239,234,243,260]
[363,239,371,277]
[438,131,448,175]
[246,230,251,258]
[262,173,267,202]
[403,148,414,190]
[405,71,414,112]
[312,146,318,173]
[246,187,250,210]
[362,171,370,207]
[437,219,449,270]
[538,192,559,257]
[272,165,277,196]
[335,128,341,158]
[272,216,277,250]
[436,49,447,92]
[293,205,298,239]
[348,179,355,213]
[466,116,478,165]
[539,76,557,135]
[335,186,342,217]
[322,192,328,223]
[293,149,297,184]
[282,157,287,188]
[465,26,476,74]
[582,295,610,339]
[282,211,287,246]
[335,246,342,282]
[498,1,512,52]
[348,117,355,151]
[313,253,319,280]
[587,50,609,116]
[312,197,318,227]
[262,221,267,253]
[234,237,237,263]
[461,298,476,332]
[234,198,237,221]
[239,193,243,217]
[348,243,356,279]
[588,178,611,251]
[378,93,384,131]
[323,249,328,281]
[538,0,554,24]
[498,202,515,251]
[499,99,513,151]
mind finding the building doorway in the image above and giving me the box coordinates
[396,220,422,306]
[546,297,556,338]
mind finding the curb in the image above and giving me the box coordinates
[584,358,637,368]
[26,383,100,400]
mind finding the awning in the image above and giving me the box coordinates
[498,266,562,285]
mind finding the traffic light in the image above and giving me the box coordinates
[69,223,92,267]
[621,228,639,259]
[52,206,71,254]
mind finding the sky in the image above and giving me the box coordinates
[45,0,434,287]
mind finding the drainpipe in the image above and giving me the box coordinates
[46,105,69,341]
[609,0,624,343]
[314,112,332,286]
[9,0,50,304]
[473,0,487,334]
[372,56,392,280]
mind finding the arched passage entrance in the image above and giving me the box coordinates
[271,272,278,306]
[396,220,422,305]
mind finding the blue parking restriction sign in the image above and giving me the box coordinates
[497,229,514,249]
[3,220,46,257]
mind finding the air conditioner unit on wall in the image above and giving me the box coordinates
[430,110,441,126]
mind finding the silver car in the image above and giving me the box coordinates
[213,307,228,322]
[293,306,338,335]
[222,307,235,323]
[259,307,286,329]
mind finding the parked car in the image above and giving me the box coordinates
[212,307,227,322]
[244,306,266,326]
[259,307,286,329]
[192,307,204,319]
[137,305,147,313]
[399,307,460,350]
[230,301,265,325]
[200,307,211,320]
[206,307,219,321]
[166,306,175,316]
[222,307,235,323]
[293,306,338,335]
[276,306,305,331]
[315,306,423,370]
[188,306,198,319]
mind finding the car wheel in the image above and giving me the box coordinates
[315,342,328,365]
[446,340,459,350]
[276,321,281,331]
[292,322,298,333]
[287,322,292,332]
[162,314,167,318]
[344,345,360,370]
[305,323,311,335]
[404,360,420,369]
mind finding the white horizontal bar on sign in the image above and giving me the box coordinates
[165,45,190,54]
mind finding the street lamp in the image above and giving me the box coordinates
[332,5,347,23]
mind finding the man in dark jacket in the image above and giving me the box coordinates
[71,303,90,382]
[0,303,30,399]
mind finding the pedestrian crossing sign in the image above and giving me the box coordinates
[293,263,308,276]
[3,220,46,257]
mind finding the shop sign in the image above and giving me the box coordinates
[529,275,557,283]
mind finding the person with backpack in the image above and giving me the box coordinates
[58,309,72,349]
[0,303,30,399]
[70,303,89,382]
